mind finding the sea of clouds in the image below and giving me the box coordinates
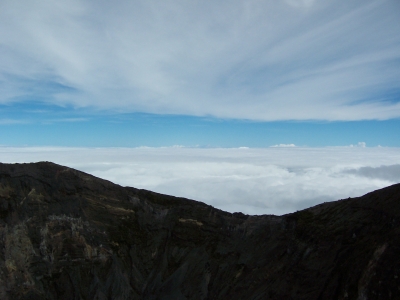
[1,146,399,215]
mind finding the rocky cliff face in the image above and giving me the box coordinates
[0,162,399,299]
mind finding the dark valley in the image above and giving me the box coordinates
[0,162,399,299]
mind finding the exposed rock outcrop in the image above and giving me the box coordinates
[0,162,399,299]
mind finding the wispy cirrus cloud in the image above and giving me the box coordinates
[0,118,29,125]
[43,118,89,124]
[0,0,399,121]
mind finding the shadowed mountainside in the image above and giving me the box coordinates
[0,162,399,299]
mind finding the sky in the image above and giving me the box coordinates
[0,0,399,214]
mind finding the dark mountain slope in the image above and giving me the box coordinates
[0,162,399,299]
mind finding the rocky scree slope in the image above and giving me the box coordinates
[0,162,399,299]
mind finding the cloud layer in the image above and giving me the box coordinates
[1,146,399,215]
[1,0,400,120]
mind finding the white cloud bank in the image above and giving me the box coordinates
[271,144,297,148]
[1,147,399,215]
[1,0,400,120]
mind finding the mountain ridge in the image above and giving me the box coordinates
[0,161,399,299]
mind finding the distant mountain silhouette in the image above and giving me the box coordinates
[0,162,399,299]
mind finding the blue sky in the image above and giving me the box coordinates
[0,102,399,147]
[0,0,399,148]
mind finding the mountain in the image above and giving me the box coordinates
[0,162,399,299]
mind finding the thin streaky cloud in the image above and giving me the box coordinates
[0,0,399,120]
[45,118,89,123]
[0,119,29,125]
